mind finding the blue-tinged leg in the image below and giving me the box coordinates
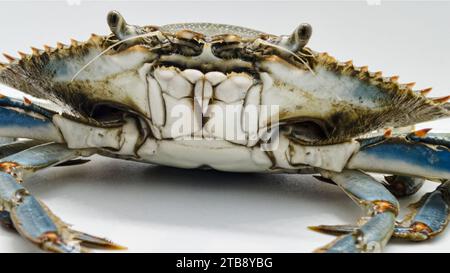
[0,137,15,145]
[317,180,450,242]
[0,94,63,142]
[0,140,46,229]
[0,139,46,159]
[0,95,56,118]
[347,134,450,180]
[384,175,424,198]
[394,180,450,241]
[311,170,399,253]
[0,106,63,142]
[0,143,124,252]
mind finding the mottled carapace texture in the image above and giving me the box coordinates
[0,19,448,145]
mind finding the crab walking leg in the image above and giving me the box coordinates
[312,170,399,253]
[314,180,450,242]
[394,180,450,241]
[0,143,123,252]
[347,135,450,180]
[0,140,47,227]
[0,139,47,159]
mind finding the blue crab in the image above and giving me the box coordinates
[0,11,448,253]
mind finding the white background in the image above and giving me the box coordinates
[0,0,449,253]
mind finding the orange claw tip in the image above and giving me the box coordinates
[383,128,393,138]
[2,53,16,63]
[433,95,450,104]
[414,128,432,138]
[307,225,351,236]
[308,225,323,232]
[419,87,432,96]
[0,93,6,99]
[107,243,128,250]
[405,82,416,89]
[23,97,32,105]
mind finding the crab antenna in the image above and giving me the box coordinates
[107,10,139,40]
[280,23,312,52]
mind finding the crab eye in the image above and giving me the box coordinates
[107,11,121,29]
[285,120,329,144]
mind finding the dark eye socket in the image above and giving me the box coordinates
[90,103,126,125]
[284,120,329,144]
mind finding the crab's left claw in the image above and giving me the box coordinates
[0,141,125,253]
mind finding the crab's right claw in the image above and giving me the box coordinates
[3,172,124,253]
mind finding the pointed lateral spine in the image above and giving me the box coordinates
[359,66,368,72]
[44,45,53,53]
[401,82,416,89]
[390,75,399,82]
[70,39,79,47]
[433,95,450,104]
[339,60,354,75]
[419,87,432,96]
[88,33,102,45]
[17,51,28,59]
[373,71,382,78]
[30,47,42,56]
[2,53,16,63]
[56,42,66,49]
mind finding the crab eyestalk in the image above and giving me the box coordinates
[107,10,143,41]
[278,23,312,52]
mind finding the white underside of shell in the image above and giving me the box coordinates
[147,66,265,146]
[54,62,362,173]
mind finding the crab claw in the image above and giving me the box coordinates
[348,134,450,181]
[7,179,125,253]
[71,230,127,250]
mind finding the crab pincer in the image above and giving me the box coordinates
[0,142,125,252]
